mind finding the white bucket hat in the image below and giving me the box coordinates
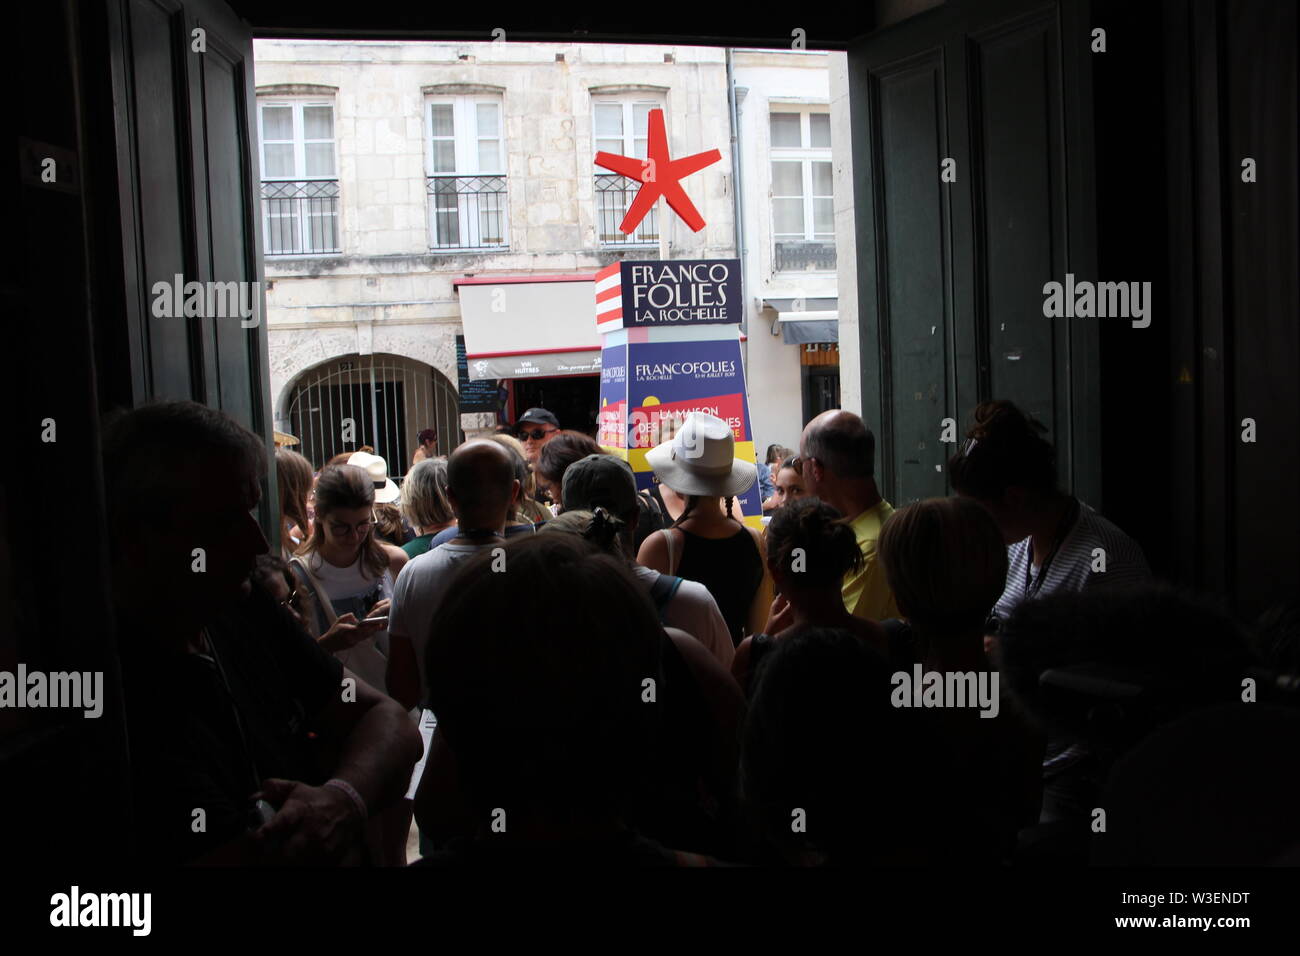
[645,411,757,498]
[347,451,400,503]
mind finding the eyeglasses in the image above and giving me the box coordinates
[518,427,556,441]
[279,589,303,613]
[327,511,377,538]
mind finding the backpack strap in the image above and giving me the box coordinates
[648,573,684,623]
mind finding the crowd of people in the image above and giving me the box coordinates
[103,397,1300,866]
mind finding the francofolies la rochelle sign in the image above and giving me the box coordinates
[616,258,741,327]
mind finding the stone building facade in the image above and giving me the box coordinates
[254,38,840,471]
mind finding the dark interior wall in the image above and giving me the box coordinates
[1219,0,1299,618]
[847,0,1102,513]
[1117,0,1300,617]
[850,0,1298,615]
[1091,0,1173,582]
[2,0,131,860]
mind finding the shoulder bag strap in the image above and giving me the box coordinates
[290,555,338,633]
[661,527,678,577]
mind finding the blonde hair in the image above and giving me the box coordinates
[402,456,453,530]
[877,497,1008,635]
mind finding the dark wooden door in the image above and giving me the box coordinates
[107,0,270,435]
[847,0,1100,509]
[1,0,267,864]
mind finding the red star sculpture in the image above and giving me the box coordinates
[594,108,721,234]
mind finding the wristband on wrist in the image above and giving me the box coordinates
[323,778,368,822]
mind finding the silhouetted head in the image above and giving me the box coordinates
[102,400,268,620]
[1095,703,1300,865]
[764,497,862,600]
[947,400,1059,543]
[878,497,1008,638]
[741,626,943,864]
[424,533,664,818]
[999,585,1259,756]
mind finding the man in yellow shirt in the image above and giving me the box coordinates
[798,410,900,621]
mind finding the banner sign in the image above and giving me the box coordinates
[594,259,760,527]
[615,259,741,328]
[466,349,601,381]
[597,344,628,450]
[455,335,500,413]
[601,337,760,518]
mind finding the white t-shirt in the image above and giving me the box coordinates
[389,542,498,704]
[296,552,394,693]
[632,565,735,669]
[992,500,1151,624]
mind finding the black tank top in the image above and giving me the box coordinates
[674,526,764,647]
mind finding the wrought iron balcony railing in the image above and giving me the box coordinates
[427,175,509,250]
[775,239,837,272]
[261,179,341,256]
[595,173,659,246]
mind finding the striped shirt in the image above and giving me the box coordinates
[993,500,1150,624]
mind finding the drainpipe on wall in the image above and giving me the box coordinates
[725,49,748,375]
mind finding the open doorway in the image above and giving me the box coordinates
[511,375,600,436]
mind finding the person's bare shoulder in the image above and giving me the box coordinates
[383,543,409,576]
[637,527,671,570]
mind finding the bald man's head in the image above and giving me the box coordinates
[448,439,520,525]
[801,410,875,482]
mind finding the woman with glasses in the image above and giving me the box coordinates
[289,463,409,694]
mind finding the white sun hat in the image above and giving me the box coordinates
[346,451,400,504]
[645,411,757,498]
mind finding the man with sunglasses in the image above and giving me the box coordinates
[515,407,561,465]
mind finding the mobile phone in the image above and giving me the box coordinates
[361,615,388,628]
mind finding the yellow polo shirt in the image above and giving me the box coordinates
[841,499,900,621]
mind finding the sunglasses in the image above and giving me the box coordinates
[518,427,556,441]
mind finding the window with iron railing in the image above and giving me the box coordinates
[595,173,659,246]
[258,100,341,256]
[426,97,509,251]
[594,100,661,246]
[770,109,836,273]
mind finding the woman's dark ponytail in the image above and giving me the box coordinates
[767,497,863,587]
[586,507,626,552]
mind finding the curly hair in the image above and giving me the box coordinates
[765,496,863,588]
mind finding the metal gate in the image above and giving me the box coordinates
[286,354,459,477]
